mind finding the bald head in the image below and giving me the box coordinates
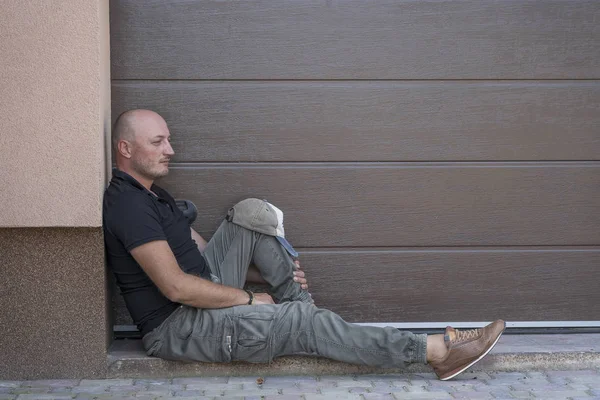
[112,109,174,185]
[112,109,166,151]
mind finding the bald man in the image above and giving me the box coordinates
[103,109,505,380]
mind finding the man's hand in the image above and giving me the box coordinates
[252,293,275,305]
[293,260,309,290]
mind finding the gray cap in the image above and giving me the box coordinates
[226,198,298,258]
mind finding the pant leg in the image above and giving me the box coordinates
[202,219,311,303]
[264,302,428,367]
[144,301,427,368]
[201,219,258,288]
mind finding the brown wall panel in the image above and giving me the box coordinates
[301,248,600,322]
[112,81,600,162]
[110,0,600,79]
[114,248,600,324]
[158,163,600,247]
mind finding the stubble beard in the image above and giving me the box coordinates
[132,158,169,181]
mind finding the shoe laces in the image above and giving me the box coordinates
[454,328,482,342]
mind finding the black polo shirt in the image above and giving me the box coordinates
[103,169,210,336]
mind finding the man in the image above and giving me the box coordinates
[103,109,505,381]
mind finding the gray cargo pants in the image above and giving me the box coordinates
[142,220,427,367]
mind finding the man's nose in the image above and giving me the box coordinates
[165,141,175,156]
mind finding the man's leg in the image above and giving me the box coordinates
[202,219,311,303]
[144,301,427,368]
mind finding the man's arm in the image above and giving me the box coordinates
[130,240,273,307]
[190,227,208,252]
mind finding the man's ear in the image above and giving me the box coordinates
[117,140,132,159]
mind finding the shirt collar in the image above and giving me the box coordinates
[112,168,150,192]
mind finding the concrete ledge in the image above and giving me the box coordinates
[108,334,600,378]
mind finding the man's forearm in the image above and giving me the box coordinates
[172,272,250,309]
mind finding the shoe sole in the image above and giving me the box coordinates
[439,321,506,381]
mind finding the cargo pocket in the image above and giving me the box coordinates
[231,311,274,363]
[172,306,195,340]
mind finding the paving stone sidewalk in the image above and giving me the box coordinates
[1,370,599,400]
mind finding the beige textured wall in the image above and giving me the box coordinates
[0,0,110,227]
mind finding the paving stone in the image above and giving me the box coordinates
[318,375,354,382]
[509,383,571,391]
[445,382,487,392]
[0,395,16,400]
[409,380,432,387]
[487,372,529,385]
[346,386,370,393]
[22,380,79,388]
[449,393,495,400]
[280,387,319,395]
[256,381,295,390]
[361,394,396,400]
[172,377,228,384]
[535,391,593,399]
[331,380,371,388]
[229,388,280,396]
[524,371,550,381]
[486,389,516,399]
[262,396,304,400]
[546,369,599,379]
[408,373,438,380]
[296,381,327,389]
[405,385,432,393]
[11,388,51,395]
[370,381,400,390]
[79,379,133,387]
[506,391,533,399]
[262,376,306,382]
[451,372,492,381]
[15,395,75,400]
[172,390,204,397]
[210,397,242,400]
[0,384,20,389]
[304,394,363,400]
[186,382,242,390]
[139,384,184,392]
[172,398,216,400]
[567,383,594,391]
[198,389,226,396]
[390,393,453,399]
[132,379,171,386]
[427,386,461,393]
[106,385,140,392]
[133,395,176,400]
[227,376,265,384]
[140,389,177,396]
[70,386,108,394]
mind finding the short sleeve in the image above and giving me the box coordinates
[105,193,166,251]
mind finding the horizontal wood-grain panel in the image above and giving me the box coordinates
[113,248,600,324]
[110,0,600,79]
[158,163,600,247]
[112,81,600,162]
[301,248,600,322]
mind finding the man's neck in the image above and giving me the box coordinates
[116,166,154,191]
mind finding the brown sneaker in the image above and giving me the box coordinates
[430,319,506,381]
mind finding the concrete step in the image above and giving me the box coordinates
[107,333,600,378]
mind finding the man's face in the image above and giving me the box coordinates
[130,117,175,180]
